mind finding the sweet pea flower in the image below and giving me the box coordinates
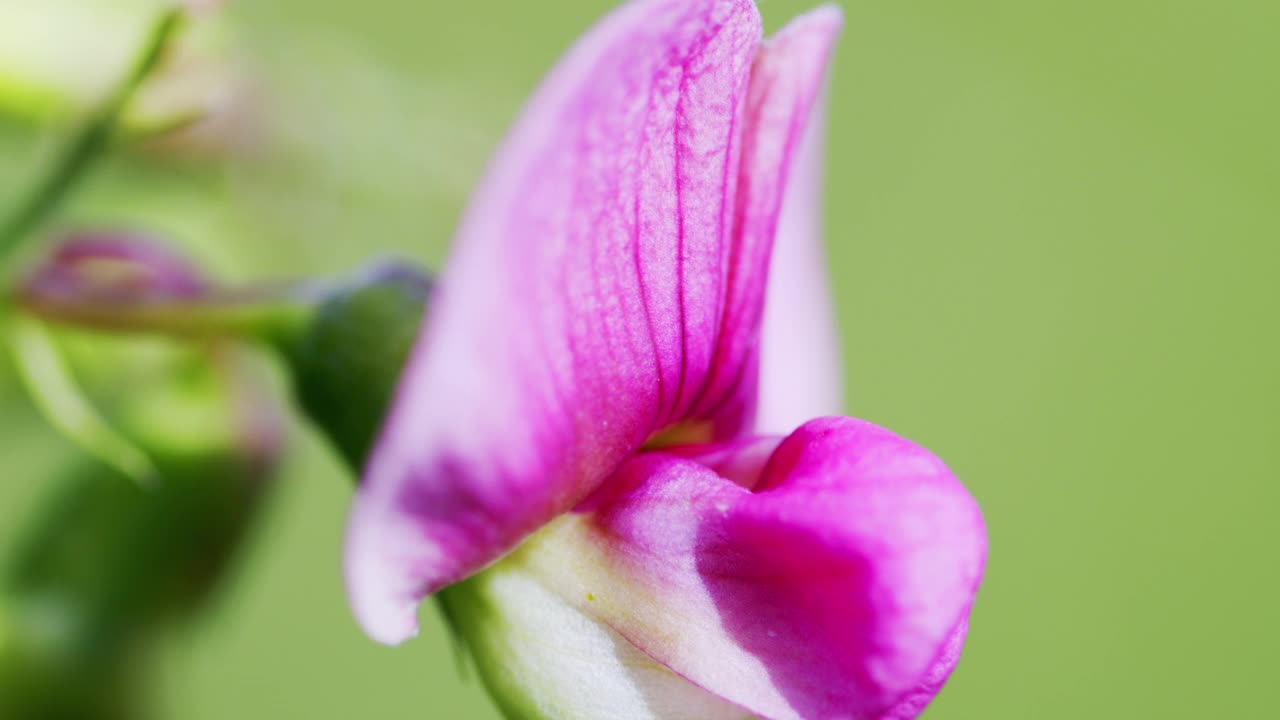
[347,1,986,718]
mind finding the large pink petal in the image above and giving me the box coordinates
[519,416,987,720]
[347,0,762,644]
[348,0,840,644]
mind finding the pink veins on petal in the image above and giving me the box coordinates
[347,0,840,644]
[344,2,987,719]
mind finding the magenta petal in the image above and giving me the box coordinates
[347,0,766,644]
[519,416,987,720]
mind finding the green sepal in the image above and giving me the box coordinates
[276,261,430,470]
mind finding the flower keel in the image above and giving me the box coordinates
[457,418,985,720]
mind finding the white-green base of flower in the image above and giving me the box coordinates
[442,563,756,720]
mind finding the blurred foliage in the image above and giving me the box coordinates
[0,449,267,720]
[0,330,281,719]
[0,0,1275,719]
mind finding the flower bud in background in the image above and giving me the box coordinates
[0,231,286,720]
[15,231,434,471]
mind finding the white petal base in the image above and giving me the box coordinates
[442,564,756,720]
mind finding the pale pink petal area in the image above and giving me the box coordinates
[519,416,987,720]
[347,0,843,645]
[756,83,844,433]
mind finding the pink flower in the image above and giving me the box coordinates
[347,1,986,718]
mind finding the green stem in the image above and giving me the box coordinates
[19,287,316,350]
[8,316,158,486]
[0,9,185,259]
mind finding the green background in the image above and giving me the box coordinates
[1,0,1276,717]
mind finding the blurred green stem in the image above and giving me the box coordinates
[20,287,317,351]
[8,317,158,485]
[0,9,185,259]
